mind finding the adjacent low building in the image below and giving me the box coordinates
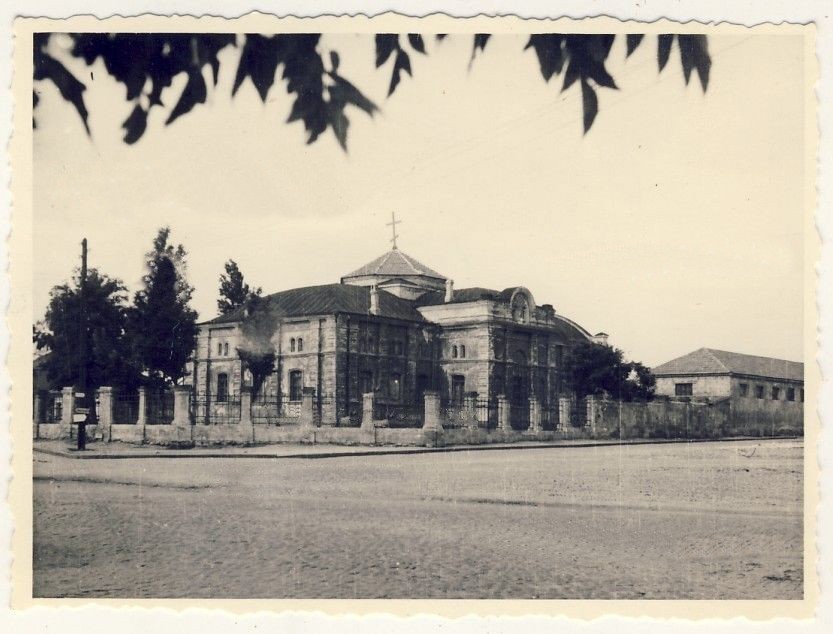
[653,347,804,434]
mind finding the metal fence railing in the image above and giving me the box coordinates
[249,392,301,425]
[441,402,468,428]
[510,402,530,430]
[145,390,175,425]
[37,390,62,424]
[373,400,424,428]
[475,398,498,429]
[113,390,140,424]
[192,392,242,424]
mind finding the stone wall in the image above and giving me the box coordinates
[586,395,802,439]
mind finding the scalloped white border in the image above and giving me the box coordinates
[2,3,829,632]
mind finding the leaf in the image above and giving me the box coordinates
[166,70,207,125]
[626,34,644,57]
[330,75,378,117]
[525,34,565,82]
[122,104,148,144]
[408,34,426,54]
[388,49,412,96]
[33,52,90,133]
[329,104,349,150]
[657,34,674,72]
[581,78,598,134]
[232,34,281,101]
[330,50,340,72]
[469,33,491,66]
[587,60,618,89]
[562,59,580,92]
[375,34,398,67]
[678,34,710,90]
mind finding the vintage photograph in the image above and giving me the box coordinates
[23,17,812,605]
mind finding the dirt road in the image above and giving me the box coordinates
[33,439,803,599]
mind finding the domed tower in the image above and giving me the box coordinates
[341,248,447,301]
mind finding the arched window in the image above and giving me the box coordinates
[460,345,466,359]
[452,345,458,359]
[223,342,229,356]
[289,370,303,401]
[290,338,296,352]
[216,373,229,403]
[217,342,222,356]
[297,338,304,352]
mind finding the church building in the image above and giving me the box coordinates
[191,233,600,428]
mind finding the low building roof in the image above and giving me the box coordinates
[201,283,426,326]
[342,249,447,281]
[653,348,803,382]
[417,286,505,306]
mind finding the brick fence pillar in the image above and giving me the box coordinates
[558,397,572,431]
[586,395,598,435]
[60,387,74,439]
[497,394,511,431]
[422,391,442,430]
[33,391,43,439]
[239,387,254,443]
[98,387,114,442]
[172,386,193,442]
[463,392,478,429]
[528,397,542,433]
[361,392,375,430]
[240,388,252,425]
[300,388,316,427]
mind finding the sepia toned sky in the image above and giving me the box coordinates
[32,32,807,367]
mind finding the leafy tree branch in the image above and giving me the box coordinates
[33,32,710,147]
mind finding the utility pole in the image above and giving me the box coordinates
[75,238,97,450]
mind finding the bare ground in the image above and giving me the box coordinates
[32,438,803,599]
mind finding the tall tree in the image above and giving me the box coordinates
[566,340,655,402]
[34,268,138,389]
[218,259,262,315]
[129,227,199,386]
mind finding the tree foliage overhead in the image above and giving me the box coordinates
[33,268,138,390]
[129,227,199,386]
[566,340,655,402]
[218,259,262,315]
[33,32,710,146]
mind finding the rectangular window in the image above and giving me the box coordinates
[675,383,693,397]
[739,383,749,397]
[216,373,229,403]
[289,370,303,401]
[389,373,402,400]
[787,387,795,402]
[451,375,465,405]
[771,386,780,400]
[755,385,764,399]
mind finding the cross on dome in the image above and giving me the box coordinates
[386,211,401,250]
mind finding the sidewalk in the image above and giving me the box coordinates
[31,436,779,461]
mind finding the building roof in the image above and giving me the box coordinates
[653,348,803,382]
[342,249,447,281]
[201,283,426,326]
[417,286,502,306]
[417,286,591,342]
